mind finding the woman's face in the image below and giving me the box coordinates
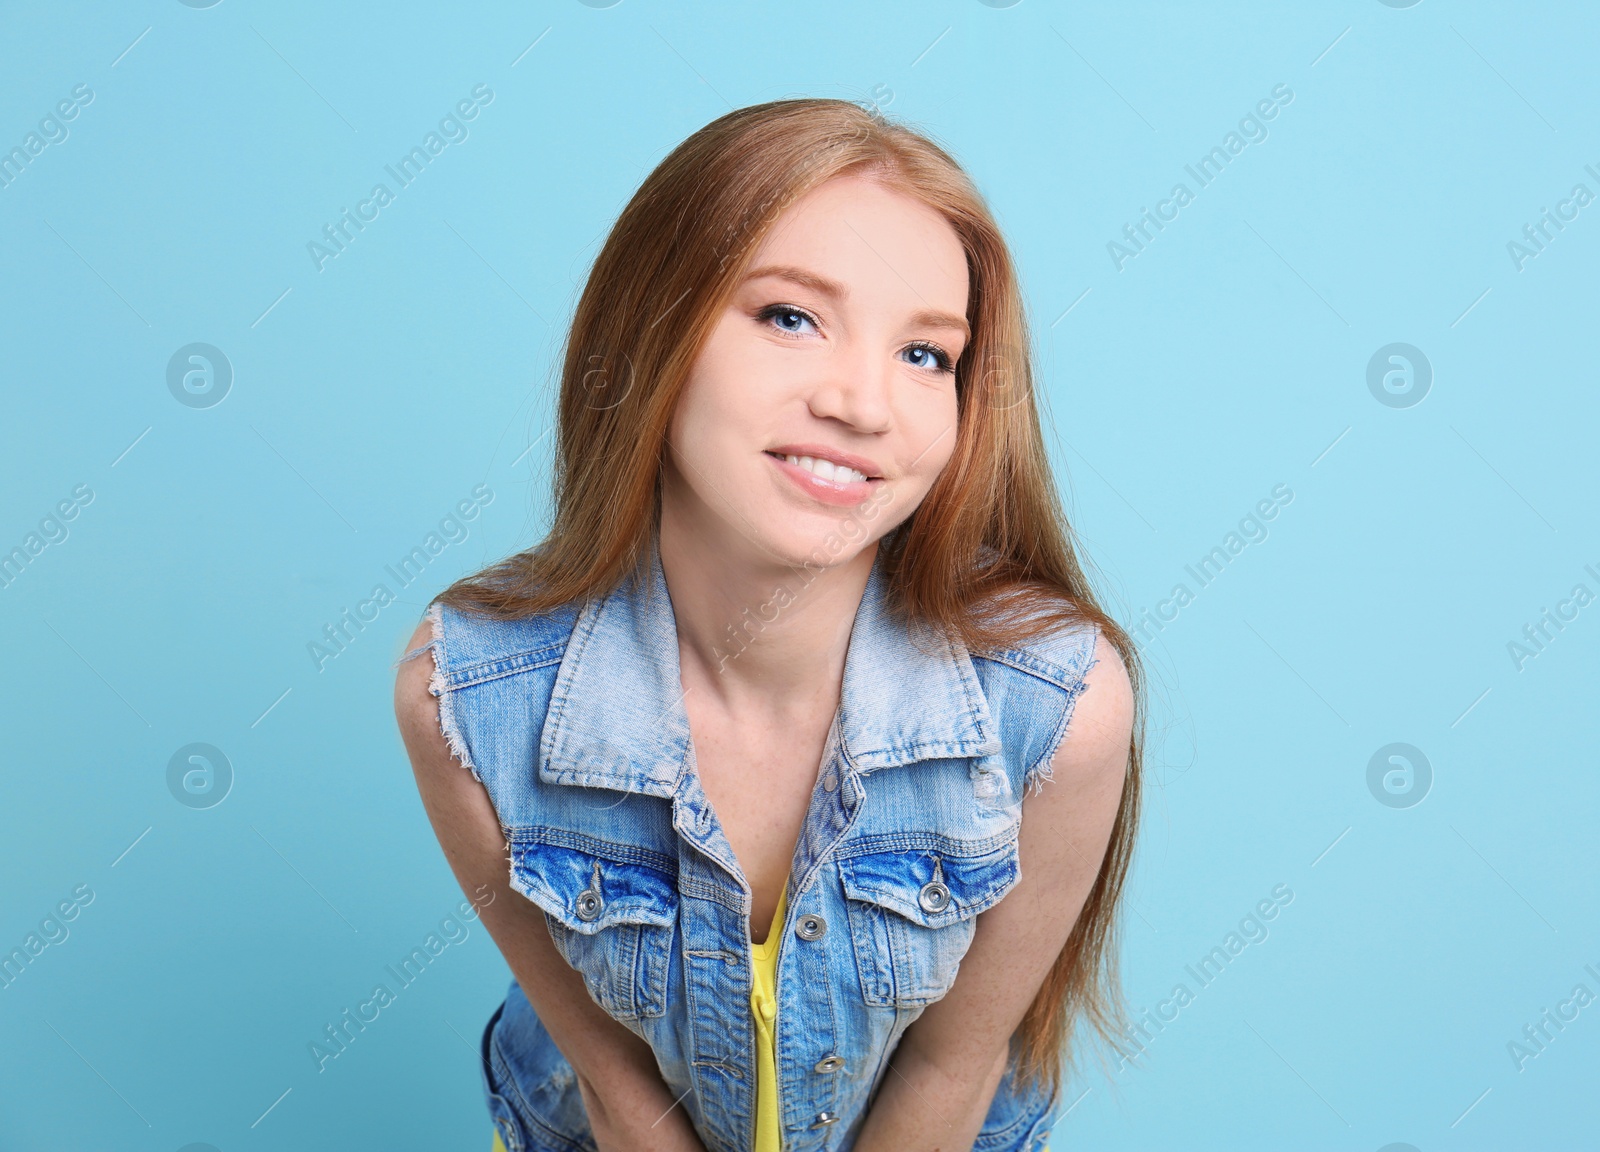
[663,174,968,572]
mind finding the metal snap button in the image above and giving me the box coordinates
[575,860,603,921]
[822,772,837,792]
[794,912,827,941]
[813,1055,845,1074]
[918,880,951,914]
[809,1111,841,1128]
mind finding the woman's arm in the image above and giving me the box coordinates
[852,632,1134,1152]
[394,620,709,1152]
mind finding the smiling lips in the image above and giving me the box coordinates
[765,446,884,507]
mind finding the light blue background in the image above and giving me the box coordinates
[2,2,1595,1149]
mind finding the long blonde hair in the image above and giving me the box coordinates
[437,97,1144,1104]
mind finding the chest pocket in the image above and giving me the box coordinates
[510,829,678,1022]
[838,835,1021,1008]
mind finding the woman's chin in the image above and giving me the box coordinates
[753,525,878,573]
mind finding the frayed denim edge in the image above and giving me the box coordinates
[1021,624,1102,799]
[424,601,484,785]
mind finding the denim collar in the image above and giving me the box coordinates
[537,542,1001,797]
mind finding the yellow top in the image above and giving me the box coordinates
[751,875,789,1152]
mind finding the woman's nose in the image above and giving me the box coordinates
[805,339,892,434]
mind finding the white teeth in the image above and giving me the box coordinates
[782,454,867,484]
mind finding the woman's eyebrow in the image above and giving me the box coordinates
[743,263,848,299]
[741,263,970,341]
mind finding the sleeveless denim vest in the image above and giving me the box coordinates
[423,545,1099,1152]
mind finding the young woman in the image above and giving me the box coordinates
[395,97,1142,1152]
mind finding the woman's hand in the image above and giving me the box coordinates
[575,1062,707,1152]
[395,620,710,1152]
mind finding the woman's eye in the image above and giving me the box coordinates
[758,305,818,336]
[903,342,954,374]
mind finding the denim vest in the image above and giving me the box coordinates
[423,545,1098,1152]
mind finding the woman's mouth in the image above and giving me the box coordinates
[764,450,883,507]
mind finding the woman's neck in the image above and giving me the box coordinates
[657,506,876,714]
